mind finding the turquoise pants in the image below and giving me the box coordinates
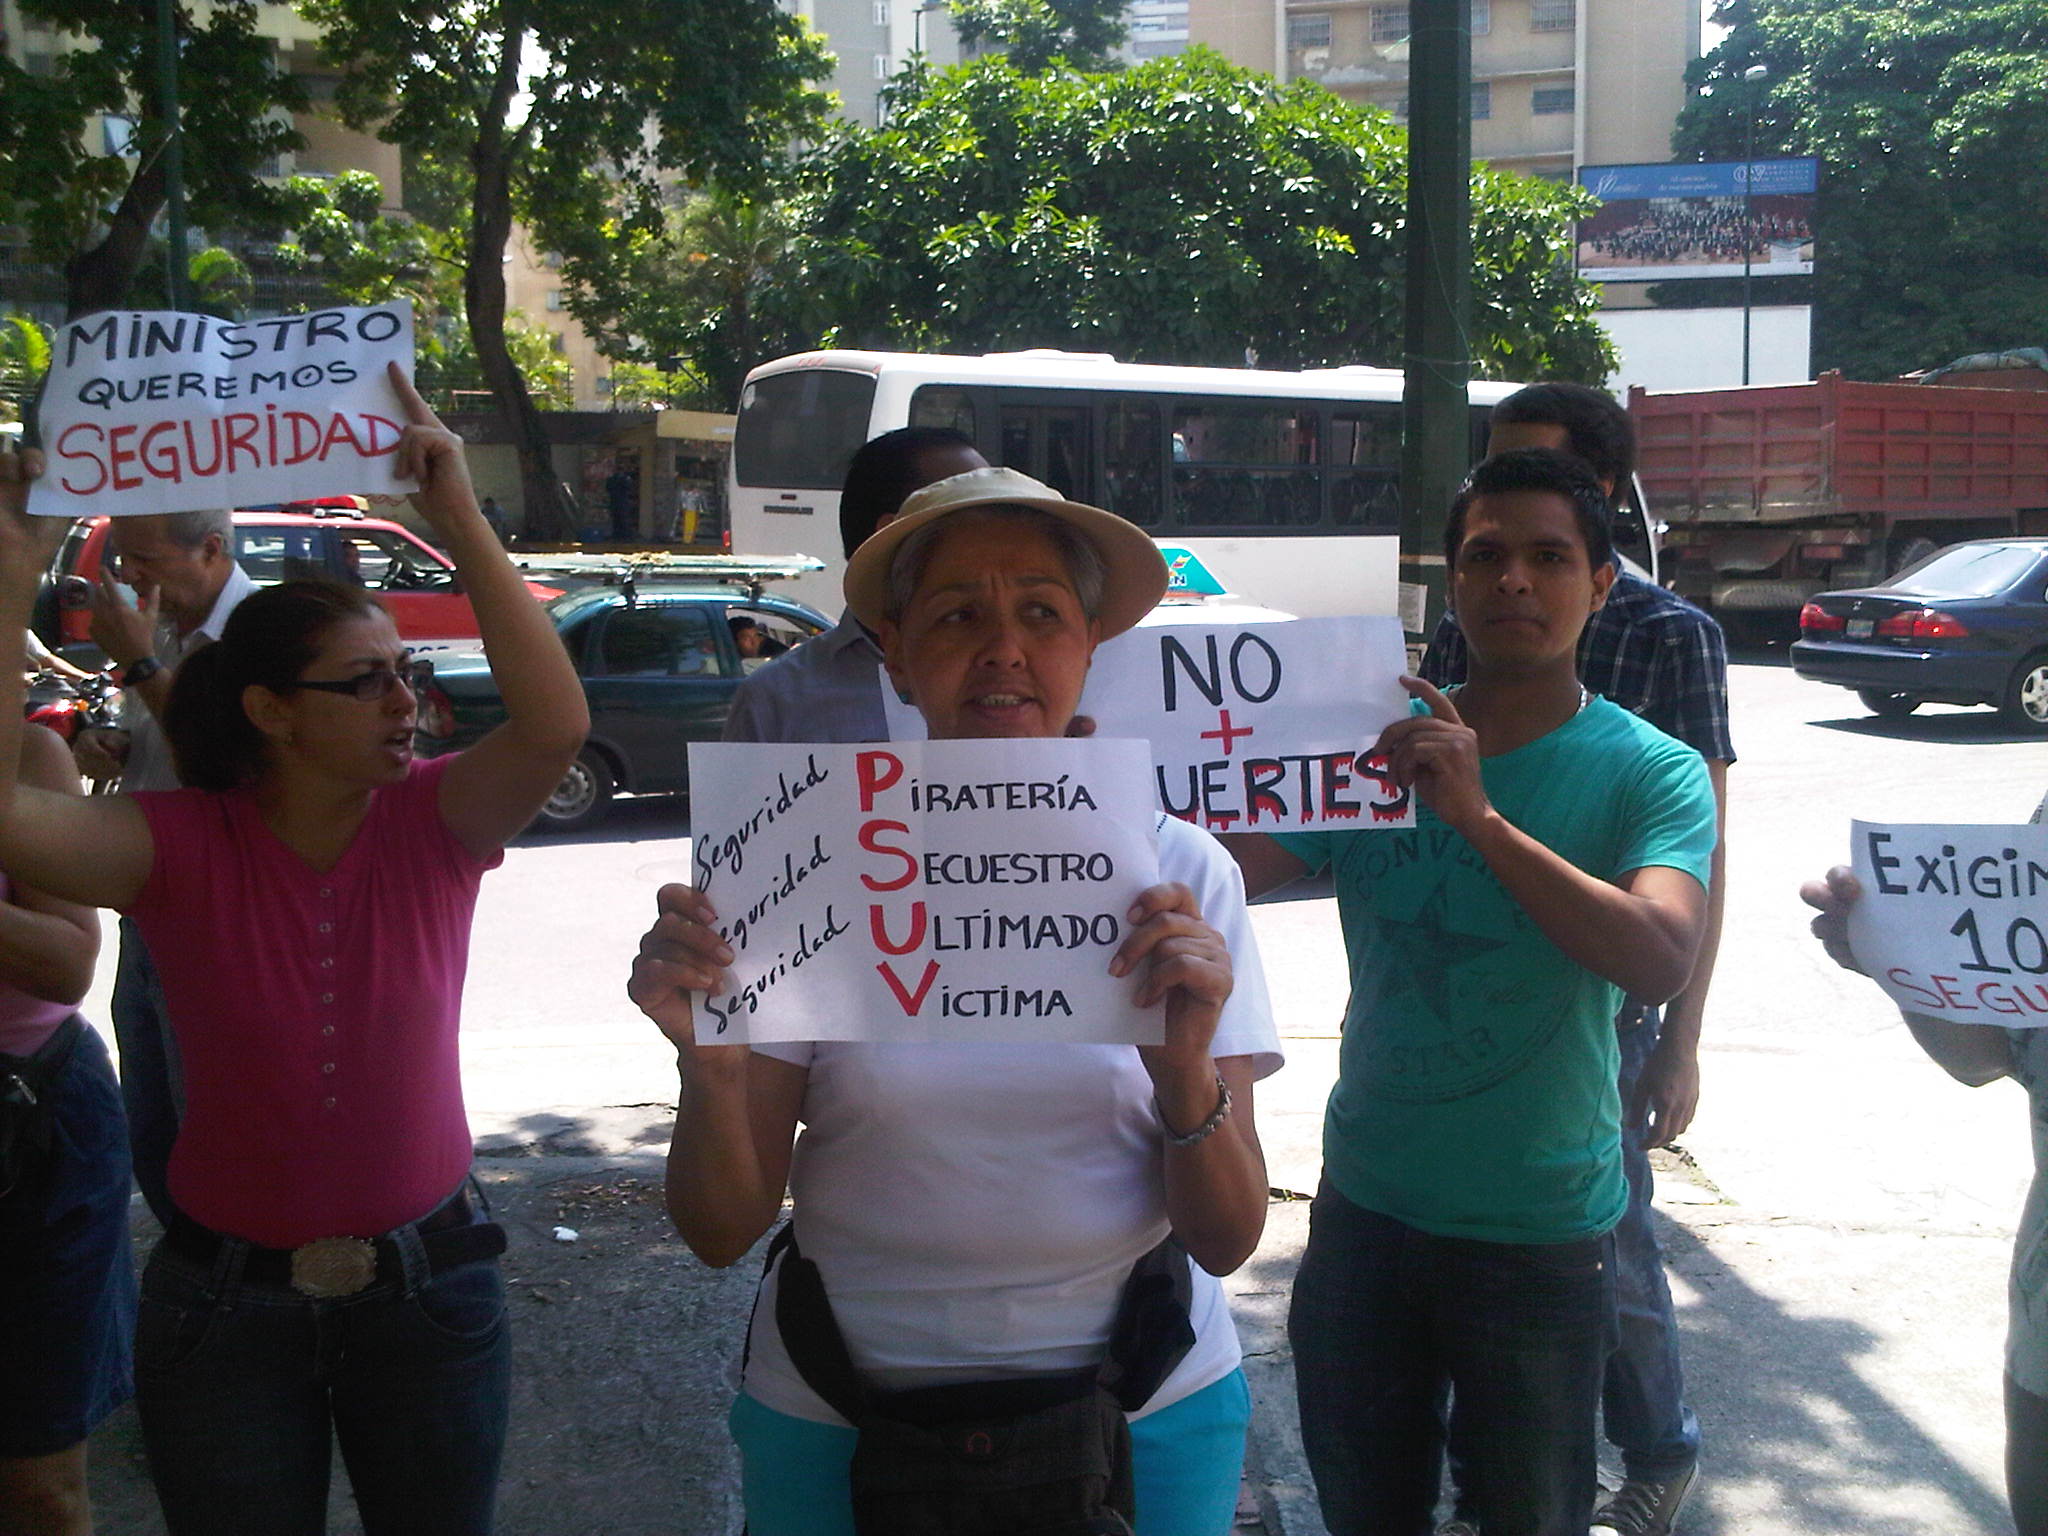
[729,1367,1252,1535]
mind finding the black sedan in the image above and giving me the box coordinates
[416,582,829,829]
[1790,539,2048,729]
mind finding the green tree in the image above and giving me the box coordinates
[1673,0,2048,378]
[0,0,304,317]
[950,0,1129,71]
[0,315,53,427]
[558,188,808,408]
[753,51,1609,382]
[302,0,830,540]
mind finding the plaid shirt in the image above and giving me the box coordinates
[1420,570,1737,764]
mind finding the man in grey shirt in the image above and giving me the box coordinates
[77,506,255,1221]
[722,427,984,745]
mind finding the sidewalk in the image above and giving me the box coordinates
[1229,1031,2018,1536]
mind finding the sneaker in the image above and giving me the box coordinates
[1592,1463,1700,1535]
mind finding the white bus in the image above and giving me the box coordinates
[725,350,1528,618]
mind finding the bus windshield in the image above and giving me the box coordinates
[734,371,877,490]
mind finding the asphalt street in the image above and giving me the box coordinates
[80,649,2048,1533]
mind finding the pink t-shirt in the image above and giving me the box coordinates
[127,756,502,1247]
[0,872,78,1057]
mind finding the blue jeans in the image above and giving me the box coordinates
[1606,1012,1702,1481]
[729,1369,1252,1536]
[1289,1182,1616,1536]
[0,1021,136,1456]
[134,1221,511,1536]
[111,918,180,1225]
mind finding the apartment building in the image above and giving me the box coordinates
[779,0,966,127]
[1189,0,1699,179]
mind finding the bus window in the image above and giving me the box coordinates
[1169,402,1321,531]
[733,371,877,490]
[909,386,976,439]
[1330,406,1402,531]
[1102,399,1164,528]
[996,401,1092,501]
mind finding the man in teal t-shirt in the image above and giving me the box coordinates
[1230,449,1716,1536]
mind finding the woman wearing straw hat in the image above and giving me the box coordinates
[630,467,1283,1536]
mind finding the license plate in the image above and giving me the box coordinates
[1847,618,1875,638]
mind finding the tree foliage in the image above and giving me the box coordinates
[950,0,1129,71]
[0,0,305,316]
[1,315,53,427]
[744,51,1608,384]
[1674,0,2048,378]
[302,0,831,538]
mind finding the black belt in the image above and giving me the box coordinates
[163,1187,507,1298]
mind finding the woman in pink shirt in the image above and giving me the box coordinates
[0,366,589,1536]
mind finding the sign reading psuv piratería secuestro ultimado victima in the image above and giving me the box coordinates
[685,738,1165,1047]
[1849,821,2048,1027]
[26,301,421,518]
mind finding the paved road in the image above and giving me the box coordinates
[79,652,2048,1533]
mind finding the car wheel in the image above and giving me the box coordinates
[538,748,616,831]
[2002,653,2048,732]
[1856,688,1922,720]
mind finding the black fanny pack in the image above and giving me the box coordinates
[764,1224,1195,1536]
[0,1015,83,1201]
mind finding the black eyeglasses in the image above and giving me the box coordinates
[288,654,433,702]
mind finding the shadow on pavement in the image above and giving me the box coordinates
[1807,709,2041,746]
[510,793,694,850]
[89,1121,763,1536]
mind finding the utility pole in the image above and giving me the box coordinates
[1739,62,1768,387]
[1397,0,1472,647]
[157,0,189,311]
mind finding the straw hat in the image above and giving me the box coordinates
[842,466,1168,637]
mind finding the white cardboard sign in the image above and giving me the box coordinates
[685,738,1163,1045]
[885,615,1416,832]
[28,302,421,517]
[1848,820,2048,1027]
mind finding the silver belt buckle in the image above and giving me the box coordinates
[289,1235,378,1298]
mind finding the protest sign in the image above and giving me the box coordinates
[27,302,420,518]
[1848,820,2048,1027]
[685,737,1163,1046]
[885,615,1414,831]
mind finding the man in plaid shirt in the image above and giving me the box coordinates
[1423,383,1734,1536]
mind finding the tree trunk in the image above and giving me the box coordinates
[466,17,577,543]
[64,118,171,320]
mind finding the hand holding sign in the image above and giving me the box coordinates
[1799,864,1866,976]
[0,446,67,587]
[1371,677,1490,837]
[626,882,754,1082]
[1114,881,1234,1085]
[385,362,479,536]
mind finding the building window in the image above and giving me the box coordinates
[1369,5,1408,43]
[873,52,891,78]
[1529,0,1575,32]
[1289,13,1333,49]
[1470,81,1490,119]
[1469,0,1490,35]
[545,289,565,312]
[1531,84,1575,114]
[101,115,138,156]
[873,0,890,22]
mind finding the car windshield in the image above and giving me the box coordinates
[1885,543,2043,598]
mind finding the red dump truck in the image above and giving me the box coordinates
[1630,366,2048,640]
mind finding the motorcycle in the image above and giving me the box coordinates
[24,667,123,790]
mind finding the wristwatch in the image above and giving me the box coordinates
[120,656,163,689]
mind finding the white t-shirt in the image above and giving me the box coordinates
[743,814,1283,1425]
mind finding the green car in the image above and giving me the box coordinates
[416,581,830,831]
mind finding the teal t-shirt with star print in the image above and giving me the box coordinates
[1273,696,1715,1244]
